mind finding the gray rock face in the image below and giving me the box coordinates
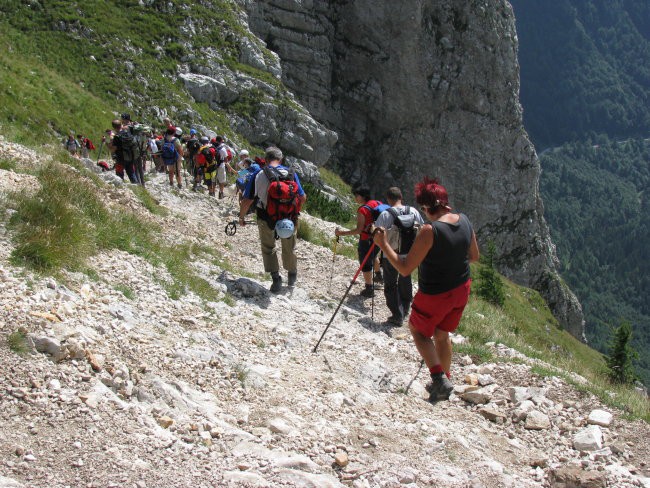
[242,0,585,339]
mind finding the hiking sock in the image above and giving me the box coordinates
[429,364,443,375]
[445,371,451,380]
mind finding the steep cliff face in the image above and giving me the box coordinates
[241,0,585,339]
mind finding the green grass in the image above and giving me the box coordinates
[114,284,135,301]
[131,186,169,217]
[7,329,29,355]
[0,157,16,171]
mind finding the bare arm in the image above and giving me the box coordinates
[468,231,480,263]
[239,198,254,224]
[335,212,365,237]
[374,224,434,276]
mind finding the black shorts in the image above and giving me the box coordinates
[357,239,379,272]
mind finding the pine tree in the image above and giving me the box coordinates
[606,320,638,384]
[476,241,505,307]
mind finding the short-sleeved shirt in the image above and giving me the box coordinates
[358,200,382,241]
[243,164,305,209]
[375,205,425,252]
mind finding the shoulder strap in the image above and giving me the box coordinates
[263,165,278,182]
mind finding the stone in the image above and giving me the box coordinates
[573,425,603,452]
[525,411,551,430]
[465,373,479,386]
[479,406,507,423]
[477,374,495,386]
[32,336,65,361]
[508,386,532,404]
[587,410,613,428]
[461,388,491,404]
[549,466,606,488]
[157,416,175,429]
[267,417,292,435]
[0,476,24,487]
[334,451,349,467]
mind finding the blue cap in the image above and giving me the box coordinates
[190,129,197,135]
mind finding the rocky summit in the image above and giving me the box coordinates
[0,139,648,487]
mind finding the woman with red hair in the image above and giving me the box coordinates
[374,177,480,402]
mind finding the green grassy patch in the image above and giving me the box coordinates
[7,329,30,355]
[114,284,135,300]
[131,186,169,216]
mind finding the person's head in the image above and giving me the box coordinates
[175,127,183,137]
[163,117,171,127]
[121,113,131,123]
[352,184,371,203]
[166,126,177,137]
[265,146,283,164]
[77,134,83,139]
[414,177,451,216]
[239,149,249,160]
[242,157,254,168]
[200,136,210,145]
[385,187,403,205]
[190,129,197,136]
[215,136,224,144]
[112,119,122,131]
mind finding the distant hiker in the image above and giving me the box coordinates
[77,134,95,159]
[237,149,250,169]
[109,118,139,184]
[375,187,424,326]
[194,136,215,192]
[185,129,201,179]
[161,126,184,188]
[63,133,81,157]
[334,186,385,298]
[238,146,306,293]
[213,136,236,199]
[235,157,260,200]
[373,177,480,403]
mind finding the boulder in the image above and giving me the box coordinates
[573,425,603,452]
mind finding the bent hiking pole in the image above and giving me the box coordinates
[313,242,376,353]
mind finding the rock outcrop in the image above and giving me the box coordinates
[240,0,585,340]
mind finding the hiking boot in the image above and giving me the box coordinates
[169,181,174,187]
[218,191,224,199]
[359,285,374,298]
[426,372,454,402]
[178,182,182,189]
[288,272,297,287]
[270,274,282,293]
[385,315,403,327]
[373,271,383,283]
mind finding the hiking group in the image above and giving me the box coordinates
[71,115,480,405]
[335,179,479,403]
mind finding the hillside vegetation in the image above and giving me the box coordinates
[540,136,650,385]
[511,0,650,149]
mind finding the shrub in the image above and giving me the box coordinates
[475,241,505,307]
[606,321,639,384]
[302,181,352,225]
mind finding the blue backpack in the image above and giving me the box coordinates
[161,138,178,164]
[362,201,391,233]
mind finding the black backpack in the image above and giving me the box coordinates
[115,128,138,165]
[186,138,201,156]
[387,206,418,254]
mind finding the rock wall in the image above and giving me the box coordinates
[241,0,585,340]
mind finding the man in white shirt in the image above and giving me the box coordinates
[375,187,424,326]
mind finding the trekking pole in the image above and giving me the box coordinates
[404,360,425,395]
[313,242,377,353]
[327,236,339,292]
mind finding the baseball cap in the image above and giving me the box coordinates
[239,149,249,156]
[190,129,197,136]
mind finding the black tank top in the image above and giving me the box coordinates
[418,213,472,295]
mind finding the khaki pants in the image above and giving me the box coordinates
[257,218,297,274]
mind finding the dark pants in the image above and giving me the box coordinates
[382,257,413,320]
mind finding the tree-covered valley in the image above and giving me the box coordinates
[511,0,650,385]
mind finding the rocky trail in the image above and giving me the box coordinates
[0,138,648,488]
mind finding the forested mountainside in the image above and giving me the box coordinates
[510,0,650,149]
[539,138,650,385]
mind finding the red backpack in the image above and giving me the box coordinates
[263,166,302,226]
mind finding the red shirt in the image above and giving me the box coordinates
[359,200,381,240]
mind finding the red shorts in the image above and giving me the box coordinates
[409,279,471,337]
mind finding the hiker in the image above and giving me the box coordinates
[161,126,184,188]
[194,136,214,192]
[235,157,260,201]
[213,136,236,199]
[77,134,95,159]
[334,186,384,298]
[63,133,81,157]
[237,149,250,169]
[238,146,306,293]
[107,119,136,182]
[375,187,424,326]
[373,177,480,403]
[185,129,201,179]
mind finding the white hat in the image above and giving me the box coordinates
[175,127,182,137]
[239,149,249,156]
